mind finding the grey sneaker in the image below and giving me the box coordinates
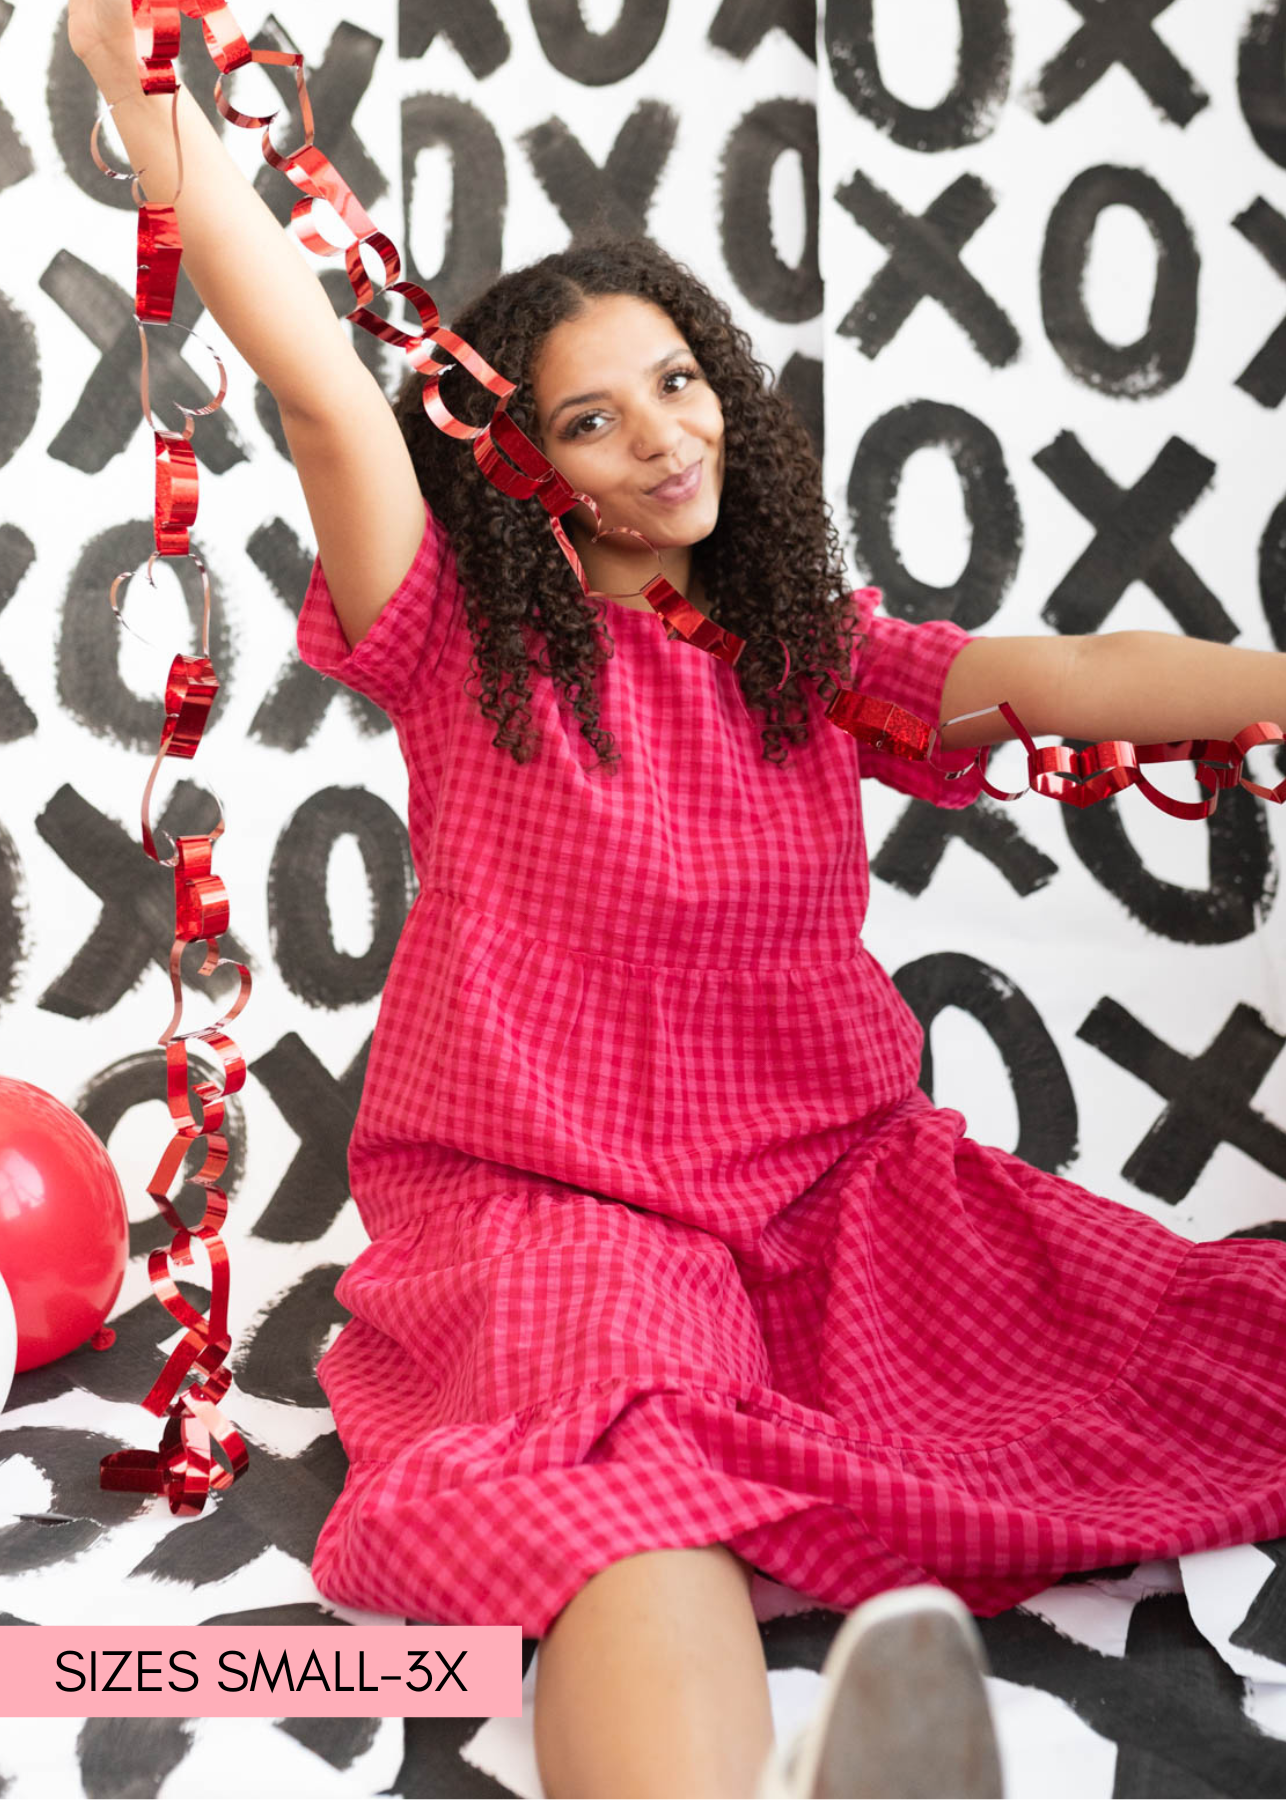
[755,1584,1004,1798]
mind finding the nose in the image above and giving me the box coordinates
[632,397,686,461]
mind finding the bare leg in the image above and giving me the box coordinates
[533,1544,775,1800]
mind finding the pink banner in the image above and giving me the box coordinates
[0,1626,521,1717]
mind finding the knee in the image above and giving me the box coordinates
[724,1545,757,1591]
[542,1543,755,1643]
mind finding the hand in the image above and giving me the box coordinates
[68,0,138,73]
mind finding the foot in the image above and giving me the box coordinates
[757,1584,1004,1798]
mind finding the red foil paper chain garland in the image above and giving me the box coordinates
[91,6,249,1514]
[91,0,1286,1514]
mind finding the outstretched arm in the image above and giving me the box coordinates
[938,630,1286,750]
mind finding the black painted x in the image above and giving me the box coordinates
[1078,998,1286,1202]
[1235,199,1286,410]
[0,523,35,741]
[0,1,32,194]
[399,0,510,76]
[709,0,815,62]
[39,252,247,476]
[1029,0,1209,128]
[872,795,1059,900]
[35,781,252,1019]
[248,17,387,231]
[983,1593,1286,1796]
[247,517,390,749]
[1232,1538,1286,1666]
[520,103,678,238]
[834,170,1019,368]
[1034,432,1234,640]
[250,1031,372,1242]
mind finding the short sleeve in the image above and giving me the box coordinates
[296,494,464,717]
[848,587,986,810]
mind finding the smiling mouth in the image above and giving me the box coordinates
[648,461,702,499]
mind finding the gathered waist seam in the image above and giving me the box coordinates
[417,885,873,976]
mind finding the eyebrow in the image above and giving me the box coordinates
[547,347,693,426]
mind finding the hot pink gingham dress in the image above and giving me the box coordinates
[296,495,1286,1637]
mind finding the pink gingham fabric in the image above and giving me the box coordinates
[296,495,1286,1636]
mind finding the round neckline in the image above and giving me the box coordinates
[601,600,666,624]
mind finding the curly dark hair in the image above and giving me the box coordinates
[392,230,860,772]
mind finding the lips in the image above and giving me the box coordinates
[648,461,702,501]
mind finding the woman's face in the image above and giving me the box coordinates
[530,292,726,599]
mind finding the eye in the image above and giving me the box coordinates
[565,407,608,440]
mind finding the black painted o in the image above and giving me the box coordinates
[0,1426,147,1573]
[234,1264,350,1405]
[1257,491,1286,784]
[57,522,233,750]
[0,818,23,1008]
[1259,490,1286,652]
[47,10,224,211]
[893,950,1079,1174]
[720,99,821,324]
[1062,782,1276,945]
[75,1047,247,1247]
[401,93,506,326]
[269,787,415,1008]
[1239,0,1286,171]
[1041,166,1198,399]
[0,289,38,470]
[530,0,668,85]
[824,0,1012,151]
[847,399,1021,628]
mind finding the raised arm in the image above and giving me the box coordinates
[70,0,426,649]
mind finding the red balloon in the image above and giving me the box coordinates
[0,1077,129,1373]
